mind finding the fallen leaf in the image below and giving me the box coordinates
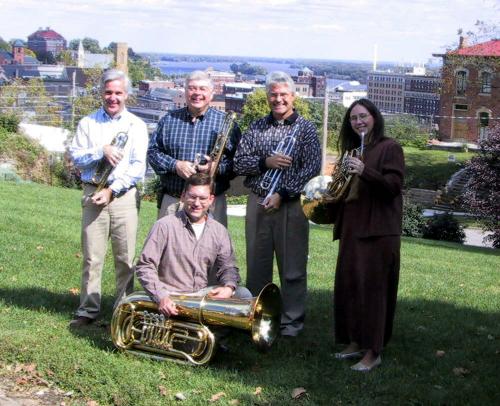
[453,367,471,377]
[175,392,186,401]
[209,392,226,402]
[86,401,98,406]
[36,245,44,251]
[229,400,240,405]
[69,288,80,296]
[291,387,307,400]
[15,376,29,385]
[254,387,262,396]
[435,350,445,357]
[158,385,168,396]
[46,369,55,376]
[75,252,82,258]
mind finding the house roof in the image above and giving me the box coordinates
[449,39,500,57]
[28,28,65,41]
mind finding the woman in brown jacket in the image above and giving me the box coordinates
[330,99,405,371]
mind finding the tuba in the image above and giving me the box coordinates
[209,111,237,179]
[110,283,281,366]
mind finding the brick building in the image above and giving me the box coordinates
[27,27,67,57]
[291,67,326,97]
[434,37,500,142]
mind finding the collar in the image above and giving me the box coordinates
[186,106,212,123]
[100,107,126,121]
[177,209,211,227]
[266,110,299,126]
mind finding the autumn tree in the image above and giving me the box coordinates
[462,123,500,248]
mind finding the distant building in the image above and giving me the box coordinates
[291,67,326,97]
[114,42,128,75]
[205,68,236,95]
[223,82,264,113]
[330,80,367,108]
[0,40,39,65]
[27,27,67,56]
[367,67,441,122]
[136,88,185,111]
[73,40,113,69]
[434,37,500,142]
[138,80,176,96]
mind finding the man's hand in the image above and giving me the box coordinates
[158,296,178,316]
[207,286,234,299]
[175,160,197,180]
[265,153,292,170]
[103,145,123,167]
[196,155,213,174]
[91,188,113,206]
[262,192,282,212]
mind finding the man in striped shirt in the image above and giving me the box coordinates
[234,71,321,338]
[148,71,241,227]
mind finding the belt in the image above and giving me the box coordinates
[83,183,136,197]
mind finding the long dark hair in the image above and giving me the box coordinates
[337,99,385,155]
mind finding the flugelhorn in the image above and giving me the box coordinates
[259,124,299,203]
[91,126,131,193]
[209,111,236,179]
[110,283,281,366]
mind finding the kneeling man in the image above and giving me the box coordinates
[135,173,251,315]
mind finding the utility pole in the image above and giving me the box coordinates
[321,79,328,175]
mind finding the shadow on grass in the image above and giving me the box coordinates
[402,235,499,255]
[1,287,499,403]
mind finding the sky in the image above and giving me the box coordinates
[0,0,498,63]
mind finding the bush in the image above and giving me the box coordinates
[422,212,465,243]
[0,113,20,133]
[385,115,428,148]
[142,175,161,202]
[402,199,426,237]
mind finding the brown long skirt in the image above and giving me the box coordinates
[333,234,400,354]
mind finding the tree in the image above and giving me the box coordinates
[462,123,500,248]
[307,100,346,152]
[34,50,56,64]
[69,37,102,54]
[239,88,311,133]
[385,115,428,148]
[72,67,103,128]
[56,50,76,66]
[0,36,11,52]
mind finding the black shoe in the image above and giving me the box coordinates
[69,316,94,328]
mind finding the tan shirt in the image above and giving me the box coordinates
[135,211,241,303]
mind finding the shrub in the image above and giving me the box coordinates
[422,212,465,243]
[142,175,161,202]
[385,115,428,148]
[402,199,426,237]
[0,113,20,133]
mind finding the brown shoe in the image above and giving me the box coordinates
[69,316,94,328]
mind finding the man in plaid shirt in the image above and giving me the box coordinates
[148,71,241,226]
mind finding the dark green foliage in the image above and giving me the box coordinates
[142,175,161,202]
[385,115,429,148]
[402,199,426,237]
[0,113,20,132]
[229,62,267,75]
[423,212,466,243]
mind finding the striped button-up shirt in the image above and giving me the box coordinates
[148,107,241,197]
[234,111,321,200]
[69,108,148,195]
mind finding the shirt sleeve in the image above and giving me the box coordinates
[234,123,265,176]
[359,141,405,200]
[69,117,104,169]
[147,115,178,175]
[135,222,172,303]
[109,119,149,194]
[213,228,241,289]
[278,121,322,199]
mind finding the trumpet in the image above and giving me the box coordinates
[91,127,131,193]
[259,125,299,203]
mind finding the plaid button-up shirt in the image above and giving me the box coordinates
[148,107,241,197]
[234,112,321,200]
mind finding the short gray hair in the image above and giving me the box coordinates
[100,69,130,93]
[185,70,214,90]
[265,71,295,94]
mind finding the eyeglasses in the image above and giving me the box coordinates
[185,193,210,204]
[350,113,371,122]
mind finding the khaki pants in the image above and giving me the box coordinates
[75,185,140,319]
[158,193,228,227]
[245,192,309,336]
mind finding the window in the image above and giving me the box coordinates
[455,70,467,95]
[454,104,468,111]
[480,71,492,94]
[478,112,490,141]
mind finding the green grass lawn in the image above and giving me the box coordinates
[0,182,498,405]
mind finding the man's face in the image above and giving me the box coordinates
[267,84,296,120]
[185,79,213,116]
[181,184,214,224]
[102,79,128,118]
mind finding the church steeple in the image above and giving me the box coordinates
[77,40,84,68]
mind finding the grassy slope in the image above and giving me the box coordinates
[0,182,498,405]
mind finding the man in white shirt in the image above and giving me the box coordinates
[69,69,148,327]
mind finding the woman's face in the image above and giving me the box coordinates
[349,104,375,139]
